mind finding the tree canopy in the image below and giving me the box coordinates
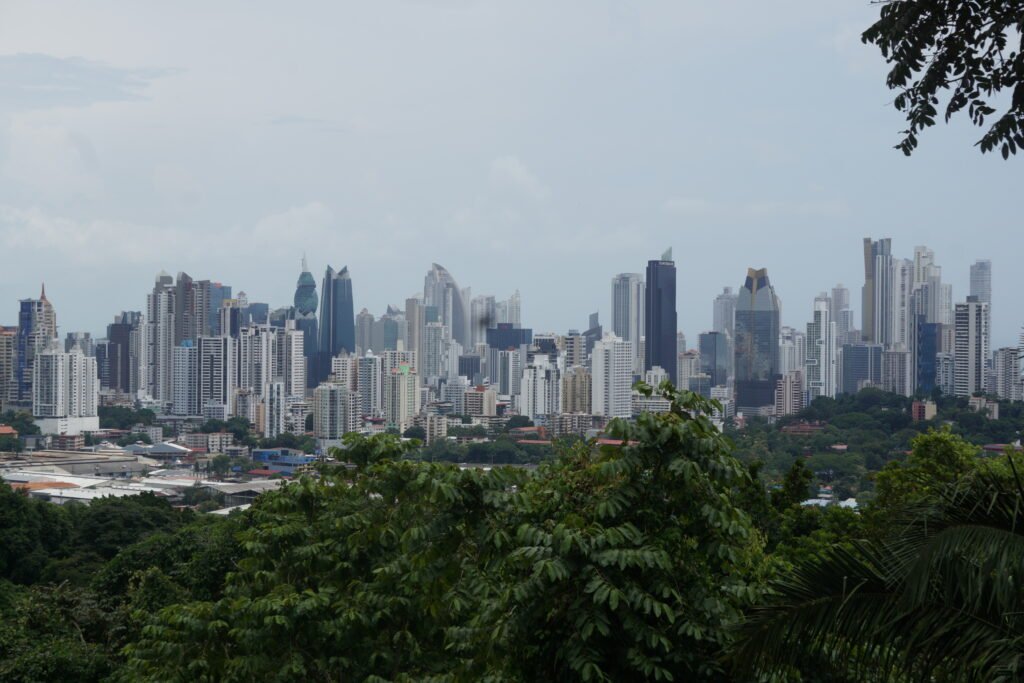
[863,0,1024,157]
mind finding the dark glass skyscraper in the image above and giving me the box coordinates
[734,268,780,410]
[698,331,729,387]
[317,265,355,382]
[644,249,677,382]
[292,258,319,387]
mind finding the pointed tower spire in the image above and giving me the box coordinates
[301,253,308,272]
[40,282,47,301]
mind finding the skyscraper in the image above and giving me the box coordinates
[970,259,992,304]
[591,334,633,418]
[424,263,469,346]
[644,249,677,381]
[16,285,58,404]
[146,272,176,404]
[954,296,990,397]
[611,273,645,373]
[317,265,355,383]
[32,340,98,435]
[862,237,893,345]
[698,332,729,388]
[805,296,837,400]
[713,286,737,338]
[734,268,781,411]
[291,258,319,388]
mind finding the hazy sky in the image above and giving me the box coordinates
[1,2,1020,346]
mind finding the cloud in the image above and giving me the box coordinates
[0,53,177,112]
[488,155,548,200]
[663,197,712,215]
[662,196,848,219]
[0,205,186,264]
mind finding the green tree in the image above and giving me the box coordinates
[124,387,768,681]
[0,410,40,436]
[771,459,813,512]
[503,415,534,431]
[402,425,427,440]
[863,0,1024,157]
[738,453,1024,681]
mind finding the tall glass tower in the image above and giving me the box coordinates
[734,268,781,410]
[317,265,355,383]
[644,249,677,383]
[293,257,320,387]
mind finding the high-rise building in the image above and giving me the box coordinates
[713,286,737,338]
[317,266,355,383]
[355,308,375,355]
[881,349,913,397]
[954,296,990,396]
[611,273,645,374]
[32,341,98,435]
[560,365,592,414]
[993,348,1022,401]
[291,258,319,388]
[470,295,496,347]
[357,352,383,419]
[779,326,806,378]
[840,343,883,394]
[970,259,992,305]
[16,285,58,404]
[591,334,633,418]
[698,332,730,388]
[915,318,941,394]
[197,336,237,416]
[520,357,560,422]
[734,268,781,411]
[146,272,176,405]
[890,258,914,350]
[775,370,805,416]
[313,381,359,446]
[862,237,893,345]
[424,263,469,346]
[171,341,199,416]
[0,327,15,410]
[383,362,419,432]
[936,352,956,395]
[805,296,837,400]
[644,249,677,382]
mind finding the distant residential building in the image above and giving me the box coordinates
[774,370,805,417]
[911,400,937,422]
[560,365,592,414]
[936,352,956,395]
[520,358,560,422]
[591,334,633,418]
[881,349,912,397]
[32,341,99,435]
[954,297,990,396]
[464,386,497,417]
[993,347,1022,401]
[805,296,837,400]
[384,362,419,432]
[313,381,360,447]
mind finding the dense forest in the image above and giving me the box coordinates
[2,383,1022,681]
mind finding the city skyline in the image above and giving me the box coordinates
[6,241,1016,349]
[1,3,1021,348]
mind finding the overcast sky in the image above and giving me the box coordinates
[1,1,1020,346]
